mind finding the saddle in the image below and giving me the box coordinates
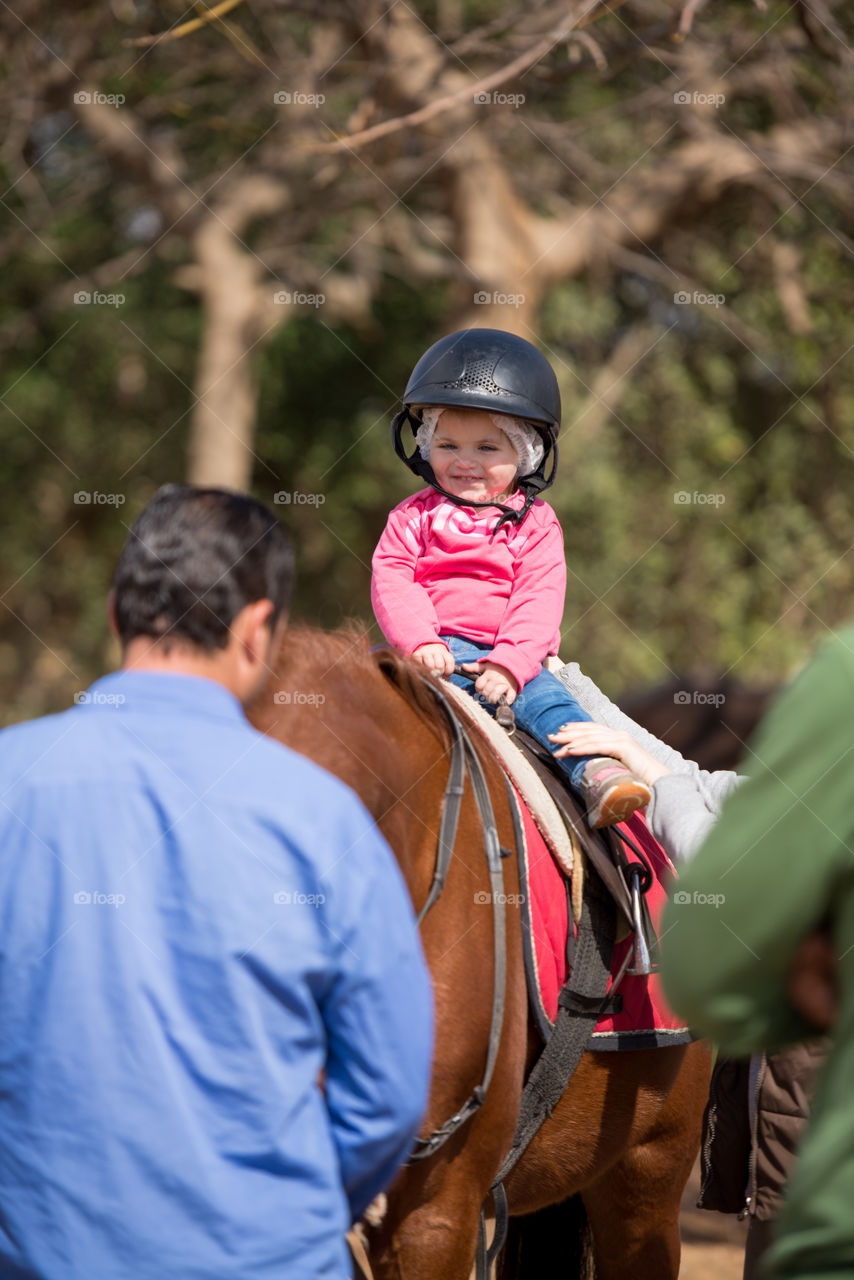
[440,673,651,943]
[436,672,674,1278]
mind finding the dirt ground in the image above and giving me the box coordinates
[680,1158,748,1280]
[349,1159,749,1277]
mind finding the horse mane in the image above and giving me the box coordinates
[275,622,451,741]
[371,645,449,727]
[275,620,375,684]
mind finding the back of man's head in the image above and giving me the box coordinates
[112,485,294,653]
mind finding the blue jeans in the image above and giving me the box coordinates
[442,635,596,793]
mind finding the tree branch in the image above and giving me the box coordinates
[304,0,608,155]
[125,0,246,48]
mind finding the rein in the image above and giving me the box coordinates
[406,673,519,1162]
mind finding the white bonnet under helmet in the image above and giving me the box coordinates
[414,406,545,478]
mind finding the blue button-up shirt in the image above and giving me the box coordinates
[0,672,433,1279]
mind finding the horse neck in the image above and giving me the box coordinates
[253,639,450,904]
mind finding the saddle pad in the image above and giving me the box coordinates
[516,791,695,1051]
[441,679,575,875]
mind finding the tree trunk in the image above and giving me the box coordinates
[187,216,265,490]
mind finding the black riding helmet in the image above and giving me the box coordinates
[392,329,561,530]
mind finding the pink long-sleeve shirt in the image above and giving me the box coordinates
[371,488,566,690]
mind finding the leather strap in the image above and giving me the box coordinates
[489,868,617,1188]
[407,677,518,1162]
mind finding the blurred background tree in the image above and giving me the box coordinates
[2,0,853,721]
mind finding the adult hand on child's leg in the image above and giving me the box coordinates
[412,643,455,676]
[461,661,519,706]
[549,722,671,786]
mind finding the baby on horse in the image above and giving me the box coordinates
[371,328,650,830]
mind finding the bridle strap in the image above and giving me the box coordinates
[407,675,517,1162]
[414,688,466,927]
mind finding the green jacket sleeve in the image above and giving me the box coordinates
[661,628,854,1055]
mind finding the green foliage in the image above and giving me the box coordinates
[3,0,854,724]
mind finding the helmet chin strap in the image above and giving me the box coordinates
[391,409,558,533]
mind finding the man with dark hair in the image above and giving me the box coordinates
[110,484,294,655]
[0,485,433,1280]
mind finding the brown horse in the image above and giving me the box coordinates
[250,625,711,1280]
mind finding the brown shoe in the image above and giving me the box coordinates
[580,757,651,829]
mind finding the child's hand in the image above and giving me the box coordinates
[412,643,455,676]
[462,661,519,705]
[548,722,670,786]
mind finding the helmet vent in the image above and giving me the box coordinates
[442,356,510,397]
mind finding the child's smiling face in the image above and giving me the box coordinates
[428,409,518,504]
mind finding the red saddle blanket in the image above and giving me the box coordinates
[515,790,694,1050]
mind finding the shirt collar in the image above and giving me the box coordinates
[78,671,248,725]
